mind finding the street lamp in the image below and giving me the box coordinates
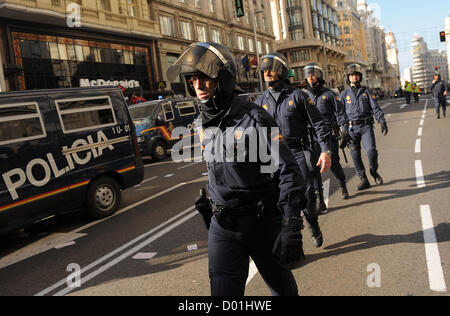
[252,9,264,92]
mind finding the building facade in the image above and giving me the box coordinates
[411,34,448,92]
[152,0,275,95]
[445,15,450,82]
[270,0,346,90]
[0,0,162,96]
[335,0,368,73]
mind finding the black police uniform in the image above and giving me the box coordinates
[198,95,307,296]
[340,85,386,183]
[255,83,331,230]
[431,79,448,118]
[303,85,349,192]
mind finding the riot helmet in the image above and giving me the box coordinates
[304,63,324,80]
[259,53,289,85]
[304,62,324,87]
[346,64,363,85]
[167,42,239,97]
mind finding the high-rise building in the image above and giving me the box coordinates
[270,0,346,89]
[385,31,401,89]
[411,34,448,92]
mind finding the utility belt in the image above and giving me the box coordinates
[286,136,310,151]
[211,194,275,230]
[349,116,374,128]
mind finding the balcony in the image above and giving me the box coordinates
[0,0,160,39]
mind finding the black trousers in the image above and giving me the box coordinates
[208,213,298,296]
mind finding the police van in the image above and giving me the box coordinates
[0,87,144,235]
[129,97,200,161]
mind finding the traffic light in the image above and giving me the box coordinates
[440,31,446,42]
[235,0,245,18]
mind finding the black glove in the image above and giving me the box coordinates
[339,130,351,149]
[272,216,305,270]
[380,121,388,136]
[195,188,213,230]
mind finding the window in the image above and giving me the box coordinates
[265,42,270,54]
[97,0,110,11]
[195,0,201,8]
[55,96,117,133]
[212,29,221,44]
[162,102,174,121]
[237,36,245,50]
[180,21,192,40]
[177,101,197,116]
[127,0,137,17]
[0,102,46,145]
[197,25,207,42]
[290,50,310,63]
[160,16,175,37]
[257,41,262,55]
[208,0,214,12]
[248,38,254,52]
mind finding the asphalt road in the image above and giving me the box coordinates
[0,96,448,297]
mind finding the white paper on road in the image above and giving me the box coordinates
[187,244,198,251]
[132,252,157,260]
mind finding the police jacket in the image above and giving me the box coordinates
[340,85,386,123]
[302,85,349,131]
[254,85,331,153]
[431,80,448,98]
[197,95,307,218]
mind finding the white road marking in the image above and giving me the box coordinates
[323,179,330,207]
[36,206,197,296]
[420,205,447,292]
[164,174,174,177]
[177,162,201,170]
[417,127,422,137]
[246,260,259,285]
[400,104,408,109]
[419,119,424,126]
[141,176,158,184]
[415,139,421,153]
[415,160,426,188]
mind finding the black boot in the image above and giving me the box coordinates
[370,169,383,185]
[357,175,371,190]
[340,182,349,199]
[309,220,323,248]
[315,190,327,214]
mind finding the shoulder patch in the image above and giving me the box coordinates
[263,104,268,111]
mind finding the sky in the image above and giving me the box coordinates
[366,0,449,76]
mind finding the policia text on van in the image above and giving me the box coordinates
[0,87,144,235]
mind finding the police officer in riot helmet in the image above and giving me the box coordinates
[255,53,332,248]
[340,64,387,190]
[168,42,308,296]
[303,63,350,205]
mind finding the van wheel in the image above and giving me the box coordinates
[86,177,121,219]
[152,141,167,161]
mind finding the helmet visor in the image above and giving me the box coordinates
[167,43,227,82]
[258,55,288,75]
[346,64,362,75]
[304,64,323,79]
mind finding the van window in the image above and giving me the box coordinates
[162,102,174,121]
[55,96,117,133]
[177,101,197,116]
[0,102,46,145]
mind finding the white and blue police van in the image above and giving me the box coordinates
[0,87,144,235]
[129,97,200,161]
